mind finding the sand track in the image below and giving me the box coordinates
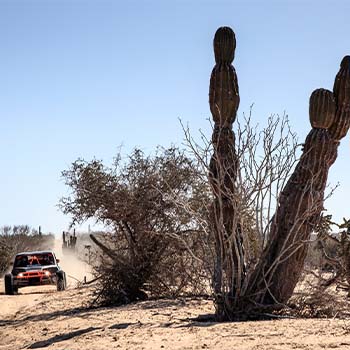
[2,282,350,350]
[0,282,57,319]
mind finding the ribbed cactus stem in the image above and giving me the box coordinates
[209,27,240,127]
[329,56,350,140]
[333,56,350,106]
[207,25,350,316]
[213,26,236,63]
[309,89,336,129]
[209,27,244,319]
[247,57,350,305]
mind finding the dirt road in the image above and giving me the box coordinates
[0,241,91,320]
[2,281,350,350]
[0,281,56,319]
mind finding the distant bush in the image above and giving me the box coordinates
[0,225,55,276]
[305,237,339,269]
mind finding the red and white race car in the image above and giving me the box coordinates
[4,250,66,295]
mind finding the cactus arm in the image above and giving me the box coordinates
[247,56,350,305]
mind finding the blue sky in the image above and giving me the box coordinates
[1,0,350,233]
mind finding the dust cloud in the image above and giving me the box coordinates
[53,239,93,288]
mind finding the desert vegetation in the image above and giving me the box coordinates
[206,27,350,320]
[60,147,213,305]
[60,114,302,310]
[308,215,350,292]
[57,26,350,323]
[3,0,350,346]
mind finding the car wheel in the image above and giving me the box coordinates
[56,272,66,291]
[4,274,14,295]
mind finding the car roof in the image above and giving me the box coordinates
[16,250,55,256]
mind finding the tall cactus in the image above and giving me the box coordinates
[208,27,244,319]
[247,56,350,305]
[207,26,350,319]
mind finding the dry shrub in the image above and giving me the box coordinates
[89,233,210,305]
[290,289,344,318]
[61,147,213,306]
[288,271,350,319]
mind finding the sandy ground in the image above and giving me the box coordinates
[2,280,350,350]
[2,245,350,350]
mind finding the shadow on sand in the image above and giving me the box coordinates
[0,305,99,327]
[26,327,101,349]
[26,322,140,349]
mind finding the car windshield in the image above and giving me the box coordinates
[14,253,55,267]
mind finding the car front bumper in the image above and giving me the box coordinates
[13,271,57,287]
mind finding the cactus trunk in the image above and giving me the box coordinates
[209,27,245,320]
[208,26,350,318]
[247,56,350,305]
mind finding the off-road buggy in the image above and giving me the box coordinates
[4,250,67,295]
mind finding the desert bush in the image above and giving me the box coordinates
[60,147,213,305]
[289,285,350,318]
[306,215,350,293]
[0,225,55,276]
[279,215,350,319]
